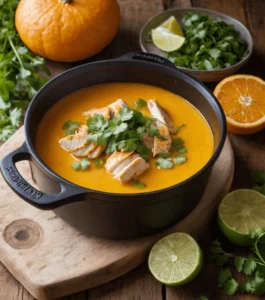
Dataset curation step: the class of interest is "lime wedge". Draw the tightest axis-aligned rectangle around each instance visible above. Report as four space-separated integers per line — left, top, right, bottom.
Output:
152 16 185 52
161 16 184 37
148 233 203 286
218 189 265 246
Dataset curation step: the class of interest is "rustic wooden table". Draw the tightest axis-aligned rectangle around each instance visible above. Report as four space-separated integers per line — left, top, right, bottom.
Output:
1 0 265 299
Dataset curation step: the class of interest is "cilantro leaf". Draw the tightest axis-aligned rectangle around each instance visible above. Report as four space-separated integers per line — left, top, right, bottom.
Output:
174 155 187 165
147 125 166 140
72 161 81 171
131 180 146 189
94 158 106 168
243 258 257 276
87 114 109 133
113 123 128 135
137 144 152 161
134 98 147 109
177 147 187 154
9 107 22 127
117 139 138 152
252 171 265 186
72 159 90 171
172 138 185 151
198 296 208 300
223 278 238 296
158 152 171 159
80 159 90 170
218 268 232 287
155 158 174 169
62 120 80 135
120 107 134 121
234 257 245 273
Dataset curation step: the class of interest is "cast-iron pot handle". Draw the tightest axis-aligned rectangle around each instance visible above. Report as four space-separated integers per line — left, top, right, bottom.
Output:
0 143 86 209
118 52 176 69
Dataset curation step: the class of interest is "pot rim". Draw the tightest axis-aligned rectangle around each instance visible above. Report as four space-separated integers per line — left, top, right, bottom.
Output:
24 56 227 198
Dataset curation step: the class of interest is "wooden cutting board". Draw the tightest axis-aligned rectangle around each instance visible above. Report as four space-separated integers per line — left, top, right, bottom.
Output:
0 127 234 300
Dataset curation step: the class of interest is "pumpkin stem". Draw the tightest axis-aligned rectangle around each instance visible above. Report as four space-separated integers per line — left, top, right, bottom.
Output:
62 0 72 3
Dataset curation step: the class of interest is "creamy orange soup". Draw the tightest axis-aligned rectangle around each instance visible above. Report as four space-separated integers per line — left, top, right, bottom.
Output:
36 83 213 193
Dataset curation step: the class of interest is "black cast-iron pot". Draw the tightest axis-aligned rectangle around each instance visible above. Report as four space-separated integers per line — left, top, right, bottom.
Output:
0 52 226 239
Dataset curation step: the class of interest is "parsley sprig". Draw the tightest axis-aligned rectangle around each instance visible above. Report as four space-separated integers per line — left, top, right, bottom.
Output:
0 0 50 141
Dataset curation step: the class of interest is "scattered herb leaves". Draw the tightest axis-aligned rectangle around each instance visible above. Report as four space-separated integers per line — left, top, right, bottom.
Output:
94 158 106 168
131 180 146 189
134 98 147 109
62 120 80 135
155 158 174 169
72 159 90 171
174 155 187 165
0 0 50 141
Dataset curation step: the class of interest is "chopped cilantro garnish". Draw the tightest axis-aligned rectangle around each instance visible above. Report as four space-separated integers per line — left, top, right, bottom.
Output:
167 13 248 70
94 158 106 168
62 120 80 135
155 158 174 169
134 98 147 109
131 180 146 189
158 152 171 158
174 155 187 165
87 114 109 133
71 159 90 171
178 147 187 154
172 138 185 151
147 125 166 140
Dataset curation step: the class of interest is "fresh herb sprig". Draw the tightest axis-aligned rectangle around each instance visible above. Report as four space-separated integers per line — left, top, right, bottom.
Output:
168 13 248 70
86 107 163 161
210 233 265 296
0 0 50 141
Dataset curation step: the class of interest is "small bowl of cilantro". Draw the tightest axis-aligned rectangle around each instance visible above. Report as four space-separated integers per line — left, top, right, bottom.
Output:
140 8 253 82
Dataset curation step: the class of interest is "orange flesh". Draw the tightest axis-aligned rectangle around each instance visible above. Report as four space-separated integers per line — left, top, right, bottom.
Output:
216 77 265 123
35 83 213 193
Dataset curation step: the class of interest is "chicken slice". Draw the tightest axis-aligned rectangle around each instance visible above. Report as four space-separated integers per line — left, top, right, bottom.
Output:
59 134 88 153
108 99 128 117
105 151 134 173
142 132 154 149
88 145 106 159
147 100 172 156
73 143 97 157
82 107 111 120
112 153 140 176
114 157 149 184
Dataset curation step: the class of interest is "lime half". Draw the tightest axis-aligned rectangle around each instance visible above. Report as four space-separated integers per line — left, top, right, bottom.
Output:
148 232 203 286
152 16 185 52
218 189 265 246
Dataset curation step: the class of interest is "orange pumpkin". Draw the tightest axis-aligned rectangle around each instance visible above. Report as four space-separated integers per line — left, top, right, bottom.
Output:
15 0 121 62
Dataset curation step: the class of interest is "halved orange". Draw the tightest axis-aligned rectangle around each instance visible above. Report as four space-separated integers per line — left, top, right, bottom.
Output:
214 74 265 134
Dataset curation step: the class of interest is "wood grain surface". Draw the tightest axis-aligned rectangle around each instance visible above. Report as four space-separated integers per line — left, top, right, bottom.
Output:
0 0 264 299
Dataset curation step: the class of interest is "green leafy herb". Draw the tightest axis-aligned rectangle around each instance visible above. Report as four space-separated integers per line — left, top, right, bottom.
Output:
62 120 80 135
131 180 146 189
223 278 238 296
174 155 187 165
87 114 109 133
134 98 147 109
252 170 265 195
0 0 50 141
167 12 248 70
155 158 174 169
94 158 106 168
174 124 186 135
177 147 187 154
210 235 265 297
147 125 166 140
71 159 90 171
198 296 208 300
158 152 171 158
172 138 185 151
